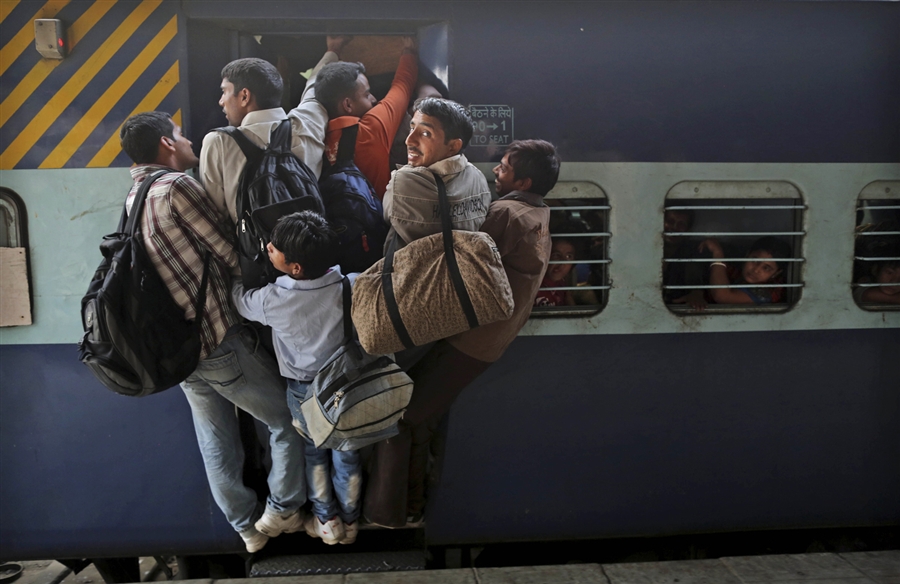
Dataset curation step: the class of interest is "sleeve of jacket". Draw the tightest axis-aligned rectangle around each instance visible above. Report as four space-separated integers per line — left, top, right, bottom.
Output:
287 51 337 179
198 132 231 223
360 52 418 151
171 174 238 271
230 280 270 325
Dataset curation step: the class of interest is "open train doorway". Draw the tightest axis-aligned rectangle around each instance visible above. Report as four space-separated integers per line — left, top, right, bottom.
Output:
185 19 449 147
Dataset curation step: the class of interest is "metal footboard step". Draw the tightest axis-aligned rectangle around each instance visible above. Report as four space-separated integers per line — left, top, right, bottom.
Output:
249 549 427 576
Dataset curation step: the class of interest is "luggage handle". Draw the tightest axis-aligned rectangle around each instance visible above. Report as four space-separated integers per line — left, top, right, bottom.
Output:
434 173 480 330
380 172 480 351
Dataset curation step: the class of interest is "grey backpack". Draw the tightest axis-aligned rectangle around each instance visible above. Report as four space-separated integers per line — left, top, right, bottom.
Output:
296 276 413 451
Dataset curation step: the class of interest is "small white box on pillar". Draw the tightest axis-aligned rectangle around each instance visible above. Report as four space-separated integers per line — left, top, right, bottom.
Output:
34 19 66 59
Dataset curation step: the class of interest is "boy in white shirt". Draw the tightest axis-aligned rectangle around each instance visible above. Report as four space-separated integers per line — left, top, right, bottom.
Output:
232 211 360 545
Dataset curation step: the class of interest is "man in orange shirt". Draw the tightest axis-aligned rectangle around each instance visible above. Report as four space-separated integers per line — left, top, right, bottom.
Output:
315 36 418 199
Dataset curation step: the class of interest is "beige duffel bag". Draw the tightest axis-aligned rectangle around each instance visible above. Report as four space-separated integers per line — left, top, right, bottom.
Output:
351 175 513 355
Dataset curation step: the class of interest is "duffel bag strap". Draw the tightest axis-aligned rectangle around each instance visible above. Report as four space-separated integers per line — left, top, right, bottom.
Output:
381 234 415 350
434 173 480 330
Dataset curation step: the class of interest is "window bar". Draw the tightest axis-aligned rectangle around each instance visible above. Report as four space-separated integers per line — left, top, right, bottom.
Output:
854 256 900 261
856 205 900 210
548 259 610 264
663 283 804 290
856 231 900 236
663 231 805 237
853 282 900 288
665 205 806 211
549 205 611 211
539 285 612 291
664 258 805 263
551 232 611 237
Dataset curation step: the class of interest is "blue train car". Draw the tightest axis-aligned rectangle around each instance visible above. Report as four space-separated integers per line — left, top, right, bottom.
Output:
1 0 898 569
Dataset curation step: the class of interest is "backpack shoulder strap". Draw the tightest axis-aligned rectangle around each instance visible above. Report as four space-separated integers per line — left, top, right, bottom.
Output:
433 172 479 330
335 122 359 163
269 118 293 154
340 275 352 343
125 169 172 236
215 126 263 162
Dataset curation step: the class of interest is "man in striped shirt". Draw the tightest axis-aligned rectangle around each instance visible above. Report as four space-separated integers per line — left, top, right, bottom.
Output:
120 112 307 553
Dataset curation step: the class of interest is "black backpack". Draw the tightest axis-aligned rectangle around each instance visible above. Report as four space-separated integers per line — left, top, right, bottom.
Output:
217 119 325 288
319 121 389 273
78 170 211 397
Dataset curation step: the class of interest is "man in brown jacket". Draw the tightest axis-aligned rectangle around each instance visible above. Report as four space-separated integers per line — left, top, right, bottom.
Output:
364 139 560 527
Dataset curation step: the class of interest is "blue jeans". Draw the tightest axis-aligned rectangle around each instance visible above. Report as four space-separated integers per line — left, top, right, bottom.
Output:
287 379 362 524
181 324 307 533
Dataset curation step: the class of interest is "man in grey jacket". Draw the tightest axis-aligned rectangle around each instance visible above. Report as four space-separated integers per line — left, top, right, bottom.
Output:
382 97 491 248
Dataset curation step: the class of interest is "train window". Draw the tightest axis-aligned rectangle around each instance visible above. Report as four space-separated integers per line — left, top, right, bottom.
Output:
0 188 32 326
663 181 805 314
531 182 609 316
853 181 900 311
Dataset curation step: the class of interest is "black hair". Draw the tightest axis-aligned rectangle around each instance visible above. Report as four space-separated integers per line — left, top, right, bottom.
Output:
315 61 367 118
412 97 474 151
551 219 588 257
119 111 173 164
747 236 792 272
504 139 561 196
221 58 283 110
269 211 338 280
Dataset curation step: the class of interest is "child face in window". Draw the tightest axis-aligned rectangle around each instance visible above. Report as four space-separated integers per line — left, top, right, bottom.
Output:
741 250 781 285
547 240 576 283
875 264 900 296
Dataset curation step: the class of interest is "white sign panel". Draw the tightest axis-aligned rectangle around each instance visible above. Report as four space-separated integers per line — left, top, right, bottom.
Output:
468 105 514 147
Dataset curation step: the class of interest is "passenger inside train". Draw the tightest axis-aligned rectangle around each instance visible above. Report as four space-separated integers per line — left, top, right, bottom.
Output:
853 234 900 306
664 209 709 310
699 236 791 305
534 219 589 307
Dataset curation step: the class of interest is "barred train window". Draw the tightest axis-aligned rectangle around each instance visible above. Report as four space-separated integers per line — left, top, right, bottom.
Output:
663 181 805 314
1 188 32 327
853 181 900 311
531 181 609 316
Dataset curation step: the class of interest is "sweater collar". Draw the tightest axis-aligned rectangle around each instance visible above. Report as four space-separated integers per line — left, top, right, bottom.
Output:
275 266 343 290
427 153 468 176
498 190 547 208
240 108 287 127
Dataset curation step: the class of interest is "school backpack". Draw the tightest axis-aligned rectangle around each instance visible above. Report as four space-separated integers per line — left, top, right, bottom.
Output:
319 120 389 273
217 119 325 289
293 276 414 451
78 170 211 397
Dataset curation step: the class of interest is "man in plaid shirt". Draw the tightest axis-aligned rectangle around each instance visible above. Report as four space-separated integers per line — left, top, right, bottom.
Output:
120 112 307 553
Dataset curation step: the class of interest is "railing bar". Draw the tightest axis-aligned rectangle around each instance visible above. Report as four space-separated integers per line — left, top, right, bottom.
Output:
856 205 900 210
853 283 900 288
856 231 900 236
548 259 611 264
665 205 806 210
664 258 805 263
538 286 612 291
663 232 805 237
549 206 611 211
551 232 611 237
854 256 900 261
664 284 803 290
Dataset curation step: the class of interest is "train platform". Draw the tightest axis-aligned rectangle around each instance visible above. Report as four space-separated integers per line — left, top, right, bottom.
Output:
5 550 898 584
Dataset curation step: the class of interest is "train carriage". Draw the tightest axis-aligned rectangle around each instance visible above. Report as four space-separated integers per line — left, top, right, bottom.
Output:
1 0 898 571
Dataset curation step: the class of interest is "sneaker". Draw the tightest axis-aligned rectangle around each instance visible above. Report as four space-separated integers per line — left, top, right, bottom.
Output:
405 512 425 528
255 508 305 537
340 521 359 545
239 526 269 553
304 514 345 545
